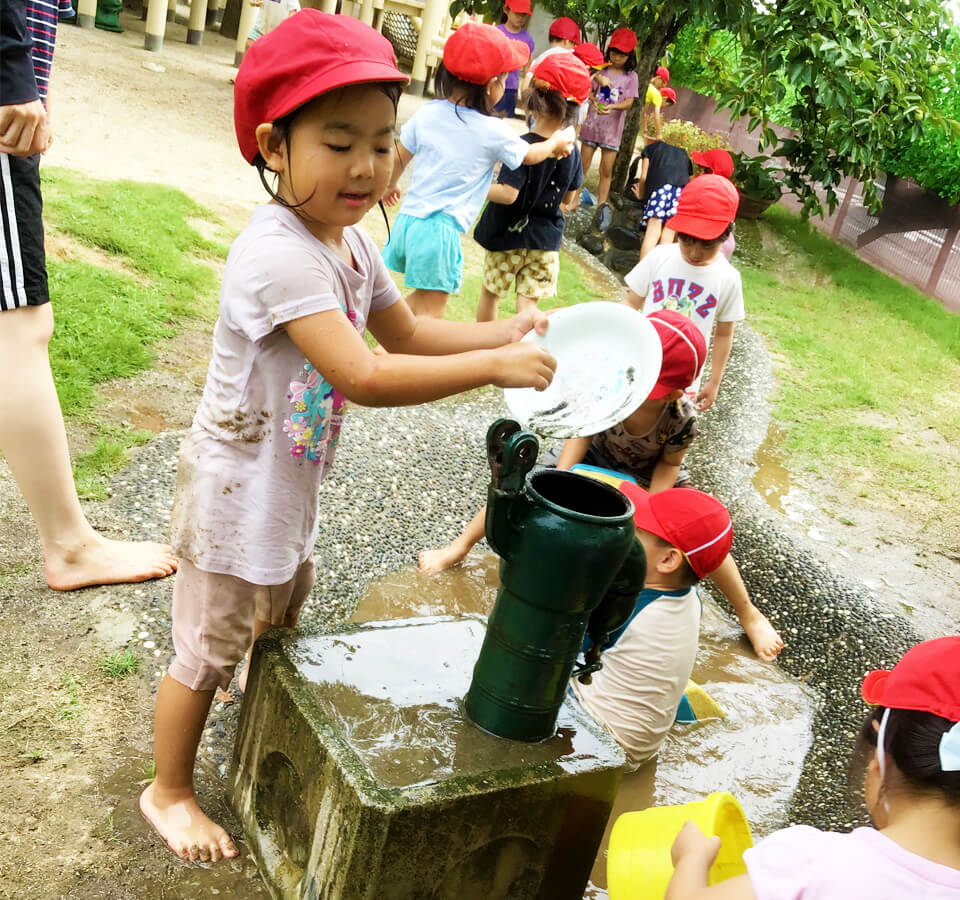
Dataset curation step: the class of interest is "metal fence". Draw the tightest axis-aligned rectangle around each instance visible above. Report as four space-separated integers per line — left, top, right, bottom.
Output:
666 88 960 313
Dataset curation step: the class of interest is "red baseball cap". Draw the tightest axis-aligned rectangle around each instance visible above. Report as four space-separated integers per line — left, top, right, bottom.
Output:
667 174 740 240
548 17 580 42
444 21 530 85
656 65 670 83
234 10 408 165
608 28 637 54
660 86 677 105
531 53 592 104
504 0 532 13
862 637 960 722
647 310 706 399
573 42 606 69
691 148 735 179
619 485 733 578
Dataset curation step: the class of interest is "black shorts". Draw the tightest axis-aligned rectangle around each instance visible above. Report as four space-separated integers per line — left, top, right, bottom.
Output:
0 152 49 311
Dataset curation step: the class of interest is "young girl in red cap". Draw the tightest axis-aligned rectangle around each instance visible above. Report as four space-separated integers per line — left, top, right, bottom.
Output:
139 10 560 864
494 0 535 117
578 27 639 217
382 21 574 319
668 635 960 898
473 52 590 321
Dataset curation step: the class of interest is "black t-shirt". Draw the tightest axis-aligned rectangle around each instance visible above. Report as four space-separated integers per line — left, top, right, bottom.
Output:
638 141 693 199
473 133 583 252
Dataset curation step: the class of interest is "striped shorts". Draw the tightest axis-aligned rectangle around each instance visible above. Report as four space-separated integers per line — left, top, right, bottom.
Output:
0 152 49 312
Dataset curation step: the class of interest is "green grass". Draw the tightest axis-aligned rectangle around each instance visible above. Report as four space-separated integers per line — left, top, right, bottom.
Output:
735 205 960 506
100 650 141 679
58 674 85 721
39 168 228 497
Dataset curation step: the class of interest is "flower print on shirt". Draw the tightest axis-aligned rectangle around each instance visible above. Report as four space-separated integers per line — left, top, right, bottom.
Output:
283 306 358 465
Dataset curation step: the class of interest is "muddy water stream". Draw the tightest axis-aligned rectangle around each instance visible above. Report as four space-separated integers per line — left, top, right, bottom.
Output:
353 556 815 897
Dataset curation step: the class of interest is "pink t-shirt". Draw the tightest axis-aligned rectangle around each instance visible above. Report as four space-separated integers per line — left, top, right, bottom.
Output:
169 205 401 585
745 826 960 899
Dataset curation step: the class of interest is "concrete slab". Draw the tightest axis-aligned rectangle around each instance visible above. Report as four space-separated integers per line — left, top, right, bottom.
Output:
230 616 625 900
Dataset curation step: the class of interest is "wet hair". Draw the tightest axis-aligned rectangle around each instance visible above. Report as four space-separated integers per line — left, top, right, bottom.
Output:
653 535 701 587
676 223 734 249
520 83 580 128
858 707 960 807
434 62 497 119
252 82 403 233
605 46 636 72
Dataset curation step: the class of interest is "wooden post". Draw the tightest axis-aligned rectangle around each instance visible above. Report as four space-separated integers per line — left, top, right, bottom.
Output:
409 0 445 95
144 0 168 49
831 176 858 240
76 0 96 28
234 0 258 66
187 0 209 42
925 203 960 297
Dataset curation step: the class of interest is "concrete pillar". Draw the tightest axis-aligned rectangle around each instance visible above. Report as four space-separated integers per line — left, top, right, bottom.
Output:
409 0 446 95
144 0 168 49
167 0 177 21
357 0 374 23
187 0 208 42
319 0 337 11
234 0 258 66
206 0 224 29
76 0 96 28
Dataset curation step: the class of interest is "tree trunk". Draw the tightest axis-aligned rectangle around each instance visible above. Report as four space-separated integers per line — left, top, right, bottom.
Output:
610 8 682 196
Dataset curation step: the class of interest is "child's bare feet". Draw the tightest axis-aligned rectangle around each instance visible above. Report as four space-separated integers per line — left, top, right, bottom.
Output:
418 542 469 575
45 533 178 591
139 781 239 863
740 609 784 662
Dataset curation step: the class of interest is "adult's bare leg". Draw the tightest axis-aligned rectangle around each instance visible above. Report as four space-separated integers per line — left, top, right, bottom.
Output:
0 304 177 590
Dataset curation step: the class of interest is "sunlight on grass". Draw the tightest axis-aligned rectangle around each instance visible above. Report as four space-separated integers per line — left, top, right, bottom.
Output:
735 206 960 507
39 168 226 495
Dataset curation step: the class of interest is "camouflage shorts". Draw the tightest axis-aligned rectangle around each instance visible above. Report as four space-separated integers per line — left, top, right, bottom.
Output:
481 248 560 300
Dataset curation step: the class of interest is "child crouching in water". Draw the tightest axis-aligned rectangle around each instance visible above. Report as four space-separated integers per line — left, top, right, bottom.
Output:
139 11 557 864
473 53 589 321
381 21 575 319
420 309 782 662
668 635 960 898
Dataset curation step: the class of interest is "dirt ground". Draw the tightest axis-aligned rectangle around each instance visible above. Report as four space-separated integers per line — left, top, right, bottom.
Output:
0 12 958 900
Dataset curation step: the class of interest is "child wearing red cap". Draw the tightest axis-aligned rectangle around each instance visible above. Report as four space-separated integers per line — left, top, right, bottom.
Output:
578 27 639 215
382 21 573 319
668 635 960 898
691 148 737 261
624 173 744 412
473 53 589 322
493 0 535 118
141 10 560 865
641 63 672 142
572 484 736 768
419 309 782 664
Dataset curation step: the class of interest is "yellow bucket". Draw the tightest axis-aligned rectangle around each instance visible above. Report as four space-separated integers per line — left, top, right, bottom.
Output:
607 792 753 900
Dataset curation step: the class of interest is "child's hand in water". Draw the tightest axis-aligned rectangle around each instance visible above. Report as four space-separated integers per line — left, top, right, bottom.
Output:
670 821 721 869
492 342 557 391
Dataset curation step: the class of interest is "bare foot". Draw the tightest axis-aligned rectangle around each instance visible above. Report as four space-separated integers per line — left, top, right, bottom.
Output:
418 543 469 575
45 534 178 591
140 781 239 863
740 610 784 662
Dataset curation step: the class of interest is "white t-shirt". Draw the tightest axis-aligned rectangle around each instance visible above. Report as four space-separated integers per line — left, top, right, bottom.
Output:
169 205 401 585
249 0 299 40
745 825 960 899
624 243 745 391
572 587 700 770
397 100 530 231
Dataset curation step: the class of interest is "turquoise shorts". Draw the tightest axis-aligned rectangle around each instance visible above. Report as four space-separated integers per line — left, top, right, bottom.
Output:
381 212 463 294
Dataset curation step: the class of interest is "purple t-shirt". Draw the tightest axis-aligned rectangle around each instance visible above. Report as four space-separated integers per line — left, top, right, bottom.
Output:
745 826 960 899
580 69 639 148
495 25 534 91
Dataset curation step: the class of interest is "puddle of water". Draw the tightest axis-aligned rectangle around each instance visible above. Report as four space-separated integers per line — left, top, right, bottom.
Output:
294 617 616 790
97 760 271 898
354 561 816 894
752 423 793 513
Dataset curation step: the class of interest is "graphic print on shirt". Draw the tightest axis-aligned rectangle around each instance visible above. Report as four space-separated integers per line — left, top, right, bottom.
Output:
283 307 358 464
650 277 717 319
596 83 622 106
